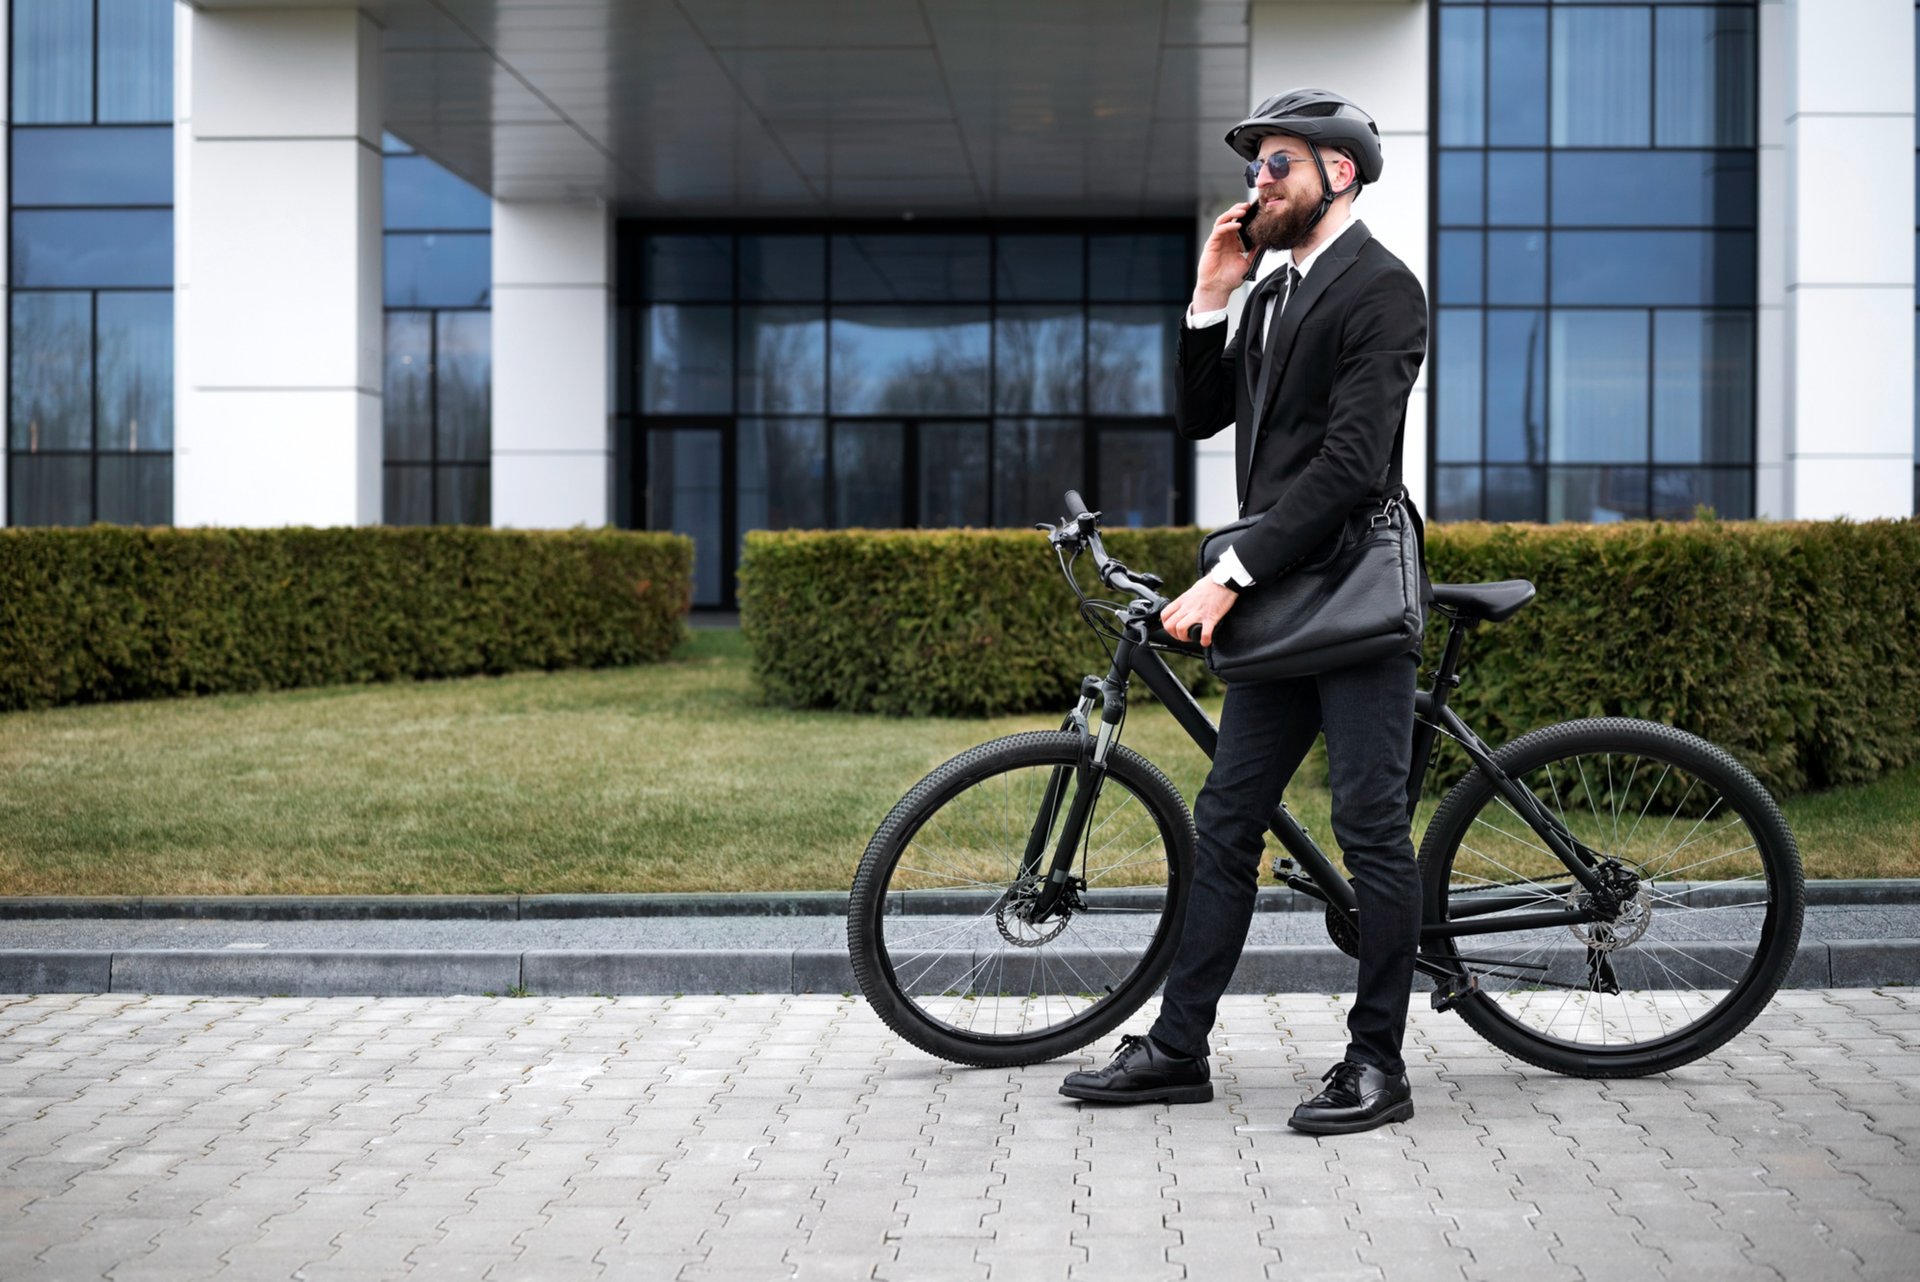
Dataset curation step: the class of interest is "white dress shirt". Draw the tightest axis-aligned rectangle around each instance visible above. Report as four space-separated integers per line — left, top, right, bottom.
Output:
1192 206 1357 589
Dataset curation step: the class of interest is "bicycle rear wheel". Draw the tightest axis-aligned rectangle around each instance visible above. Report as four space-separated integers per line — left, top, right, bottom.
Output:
848 731 1196 1067
1419 718 1804 1077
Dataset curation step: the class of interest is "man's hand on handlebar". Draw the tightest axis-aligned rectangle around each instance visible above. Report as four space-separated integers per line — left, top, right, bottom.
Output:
1159 578 1239 648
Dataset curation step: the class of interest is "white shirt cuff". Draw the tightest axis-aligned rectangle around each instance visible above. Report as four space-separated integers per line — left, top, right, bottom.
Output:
1208 546 1254 588
1186 305 1229 328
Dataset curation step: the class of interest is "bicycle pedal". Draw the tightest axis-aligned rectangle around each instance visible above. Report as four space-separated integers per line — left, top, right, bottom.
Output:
1430 974 1479 1013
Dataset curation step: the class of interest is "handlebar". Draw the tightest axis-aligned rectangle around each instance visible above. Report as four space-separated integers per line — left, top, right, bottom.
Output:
1051 490 1166 608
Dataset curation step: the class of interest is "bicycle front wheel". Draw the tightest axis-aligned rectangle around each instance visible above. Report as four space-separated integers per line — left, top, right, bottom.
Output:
1419 718 1804 1077
848 731 1197 1067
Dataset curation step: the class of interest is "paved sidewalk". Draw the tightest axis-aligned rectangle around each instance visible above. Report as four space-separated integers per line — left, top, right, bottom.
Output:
0 992 1915 1281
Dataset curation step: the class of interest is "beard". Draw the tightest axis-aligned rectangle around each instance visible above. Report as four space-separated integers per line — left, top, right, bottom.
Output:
1247 190 1319 252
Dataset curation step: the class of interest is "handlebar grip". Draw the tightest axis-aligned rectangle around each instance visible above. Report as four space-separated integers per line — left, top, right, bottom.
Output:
1063 490 1089 519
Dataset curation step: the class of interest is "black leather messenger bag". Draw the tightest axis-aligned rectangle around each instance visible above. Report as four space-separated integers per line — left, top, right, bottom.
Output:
1196 487 1427 683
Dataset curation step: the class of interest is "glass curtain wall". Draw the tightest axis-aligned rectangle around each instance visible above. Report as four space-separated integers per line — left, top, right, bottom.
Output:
8 0 175 526
617 224 1192 608
1432 1 1758 522
1914 2 1919 514
381 134 491 525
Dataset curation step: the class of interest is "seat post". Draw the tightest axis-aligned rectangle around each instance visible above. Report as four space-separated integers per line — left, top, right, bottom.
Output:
1406 612 1474 820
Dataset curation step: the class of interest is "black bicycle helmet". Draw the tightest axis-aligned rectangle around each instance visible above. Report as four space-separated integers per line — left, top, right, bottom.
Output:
1225 88 1384 182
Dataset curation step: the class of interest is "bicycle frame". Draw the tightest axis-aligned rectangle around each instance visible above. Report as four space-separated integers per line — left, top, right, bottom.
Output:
1035 604 1615 983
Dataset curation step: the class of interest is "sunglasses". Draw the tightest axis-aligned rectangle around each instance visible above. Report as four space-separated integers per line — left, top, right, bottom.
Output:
1244 153 1310 187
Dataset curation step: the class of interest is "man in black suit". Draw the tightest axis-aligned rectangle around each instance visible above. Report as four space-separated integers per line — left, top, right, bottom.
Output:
1061 89 1429 1134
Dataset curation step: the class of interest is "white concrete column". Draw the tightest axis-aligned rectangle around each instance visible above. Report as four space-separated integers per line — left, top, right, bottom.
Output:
175 7 382 527
0 10 10 520
490 200 612 528
1778 0 1915 519
1754 0 1790 518
1240 1 1432 517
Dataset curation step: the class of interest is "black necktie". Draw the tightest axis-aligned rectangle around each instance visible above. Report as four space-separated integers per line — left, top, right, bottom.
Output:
1247 265 1301 374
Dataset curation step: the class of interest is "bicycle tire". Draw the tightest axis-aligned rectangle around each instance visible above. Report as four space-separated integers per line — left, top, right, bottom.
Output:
1419 718 1804 1078
848 731 1197 1067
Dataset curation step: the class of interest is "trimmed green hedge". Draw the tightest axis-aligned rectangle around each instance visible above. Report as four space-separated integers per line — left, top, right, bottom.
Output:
0 527 691 710
739 519 1920 796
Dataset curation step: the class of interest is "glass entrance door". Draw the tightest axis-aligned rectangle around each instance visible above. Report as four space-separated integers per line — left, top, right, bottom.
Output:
645 426 726 607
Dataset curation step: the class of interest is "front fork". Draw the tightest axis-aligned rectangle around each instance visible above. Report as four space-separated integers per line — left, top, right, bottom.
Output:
1020 652 1133 920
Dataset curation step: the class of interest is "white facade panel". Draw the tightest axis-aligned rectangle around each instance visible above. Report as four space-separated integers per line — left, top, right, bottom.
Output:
1789 116 1914 288
491 452 609 530
1786 456 1916 522
1789 0 1914 115
176 7 383 527
176 390 378 527
1787 288 1915 457
490 200 611 528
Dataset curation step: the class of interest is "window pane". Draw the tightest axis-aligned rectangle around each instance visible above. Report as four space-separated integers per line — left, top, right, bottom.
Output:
384 155 491 231
12 127 172 205
829 307 989 414
994 305 1084 414
12 210 172 287
1552 151 1755 228
919 421 989 527
996 235 1084 300
643 304 734 413
645 235 732 301
435 311 490 462
384 232 490 308
1550 311 1648 465
1552 6 1651 148
832 421 904 528
737 418 825 534
1485 465 1544 523
1438 152 1484 226
1487 6 1548 146
1087 306 1175 415
1434 466 1482 523
95 292 172 452
1653 467 1751 521
1097 429 1174 528
96 0 173 123
436 465 490 526
1438 7 1486 147
384 464 433 526
1656 6 1755 148
1486 230 1546 305
647 429 725 605
1549 466 1648 524
993 419 1083 528
96 453 170 525
740 235 824 301
383 312 433 462
1653 310 1752 464
1552 230 1755 305
12 0 92 124
1088 234 1188 302
1486 310 1547 464
1437 231 1483 305
10 292 91 451
832 235 989 302
738 306 826 413
1487 151 1547 225
1435 309 1483 463
8 454 92 526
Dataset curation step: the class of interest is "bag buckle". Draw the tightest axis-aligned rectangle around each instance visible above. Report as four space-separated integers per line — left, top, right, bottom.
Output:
1369 494 1402 530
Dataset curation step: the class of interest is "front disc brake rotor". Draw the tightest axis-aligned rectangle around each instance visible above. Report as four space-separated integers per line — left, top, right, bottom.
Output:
1567 885 1652 952
997 884 1074 948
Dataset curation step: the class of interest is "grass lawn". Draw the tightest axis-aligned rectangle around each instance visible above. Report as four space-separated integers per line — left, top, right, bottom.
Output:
1 630 1915 896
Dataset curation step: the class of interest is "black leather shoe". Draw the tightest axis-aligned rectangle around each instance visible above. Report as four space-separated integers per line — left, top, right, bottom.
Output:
1059 1034 1213 1105
1286 1060 1413 1134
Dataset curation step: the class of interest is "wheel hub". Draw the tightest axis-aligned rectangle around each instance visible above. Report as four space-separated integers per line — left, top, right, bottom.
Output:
998 880 1080 947
1567 884 1652 951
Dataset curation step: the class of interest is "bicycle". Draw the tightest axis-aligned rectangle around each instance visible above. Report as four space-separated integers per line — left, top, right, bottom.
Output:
847 491 1805 1078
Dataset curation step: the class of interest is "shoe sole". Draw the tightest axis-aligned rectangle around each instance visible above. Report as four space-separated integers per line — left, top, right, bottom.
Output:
1058 1082 1215 1106
1285 1100 1414 1135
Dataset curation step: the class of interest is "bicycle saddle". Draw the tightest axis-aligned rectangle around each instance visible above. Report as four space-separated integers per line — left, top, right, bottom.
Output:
1430 579 1536 623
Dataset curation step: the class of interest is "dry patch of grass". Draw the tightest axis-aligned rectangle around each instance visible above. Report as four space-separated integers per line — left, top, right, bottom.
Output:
0 630 1910 895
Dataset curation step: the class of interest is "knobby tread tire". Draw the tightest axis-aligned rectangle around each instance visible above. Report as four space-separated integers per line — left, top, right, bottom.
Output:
1418 717 1804 1078
847 731 1197 1067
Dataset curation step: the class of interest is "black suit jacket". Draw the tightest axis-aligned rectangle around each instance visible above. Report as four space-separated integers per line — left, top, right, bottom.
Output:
1175 220 1427 584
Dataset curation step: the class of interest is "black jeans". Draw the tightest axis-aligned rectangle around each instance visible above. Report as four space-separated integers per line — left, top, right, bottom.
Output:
1149 648 1421 1075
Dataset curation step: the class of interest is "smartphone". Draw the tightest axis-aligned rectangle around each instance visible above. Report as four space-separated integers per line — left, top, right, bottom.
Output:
1235 200 1257 253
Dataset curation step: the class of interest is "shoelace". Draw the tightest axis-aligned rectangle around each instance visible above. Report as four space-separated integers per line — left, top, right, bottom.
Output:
1317 1060 1366 1106
1108 1033 1149 1067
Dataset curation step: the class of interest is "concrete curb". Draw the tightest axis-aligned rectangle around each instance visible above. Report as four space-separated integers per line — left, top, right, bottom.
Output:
3 939 1912 997
4 878 1916 921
